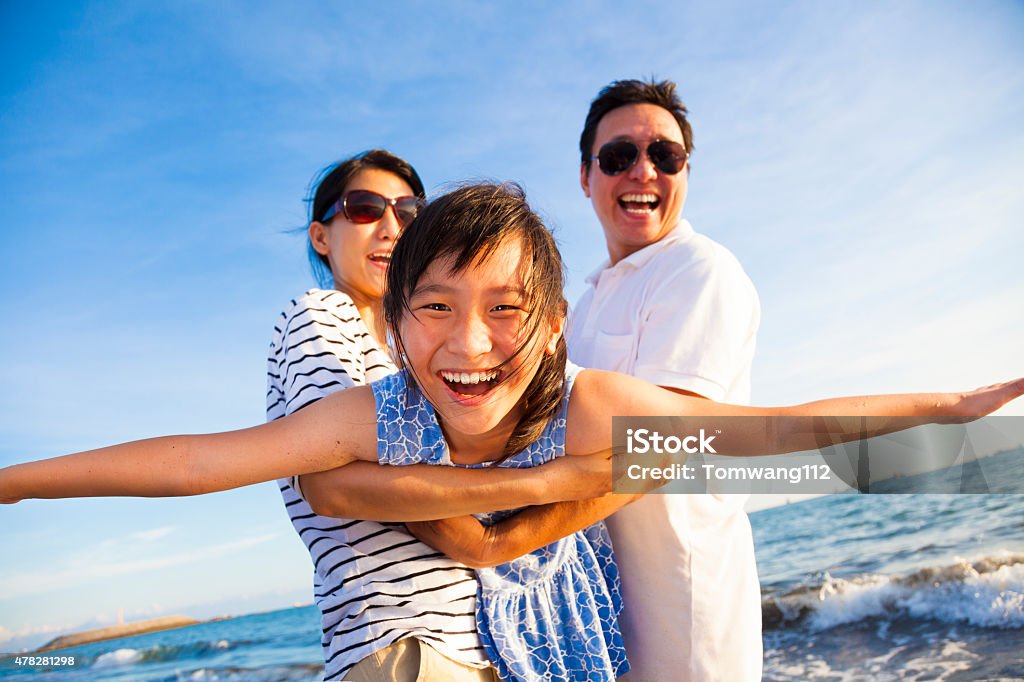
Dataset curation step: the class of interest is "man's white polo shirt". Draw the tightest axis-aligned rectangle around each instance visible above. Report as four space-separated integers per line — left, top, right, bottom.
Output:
568 220 762 682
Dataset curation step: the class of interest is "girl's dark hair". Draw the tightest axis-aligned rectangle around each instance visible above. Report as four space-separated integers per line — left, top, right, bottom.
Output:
306 149 425 288
384 183 568 459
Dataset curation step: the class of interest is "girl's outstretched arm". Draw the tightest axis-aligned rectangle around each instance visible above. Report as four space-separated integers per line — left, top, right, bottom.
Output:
300 448 612 521
0 386 378 503
567 372 1024 456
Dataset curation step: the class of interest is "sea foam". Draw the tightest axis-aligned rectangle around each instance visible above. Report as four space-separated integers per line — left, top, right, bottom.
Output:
763 553 1024 631
92 647 142 667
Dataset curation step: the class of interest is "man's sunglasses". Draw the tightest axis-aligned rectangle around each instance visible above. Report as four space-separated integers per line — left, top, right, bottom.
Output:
320 189 426 228
591 139 688 176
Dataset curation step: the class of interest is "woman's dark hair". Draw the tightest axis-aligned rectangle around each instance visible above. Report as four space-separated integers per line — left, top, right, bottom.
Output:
384 182 568 459
306 149 425 288
579 78 694 170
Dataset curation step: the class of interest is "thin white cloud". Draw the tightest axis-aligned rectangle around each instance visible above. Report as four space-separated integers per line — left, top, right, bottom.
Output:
0 620 76 645
128 526 177 543
0 534 279 600
756 283 1024 407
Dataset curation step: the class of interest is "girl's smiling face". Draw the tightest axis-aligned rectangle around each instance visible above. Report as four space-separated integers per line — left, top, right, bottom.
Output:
399 236 563 453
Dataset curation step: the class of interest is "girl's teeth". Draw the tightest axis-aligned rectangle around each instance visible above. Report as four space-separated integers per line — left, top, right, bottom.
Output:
442 370 497 384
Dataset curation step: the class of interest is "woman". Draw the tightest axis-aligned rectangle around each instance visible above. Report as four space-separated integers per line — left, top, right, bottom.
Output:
3 183 1022 681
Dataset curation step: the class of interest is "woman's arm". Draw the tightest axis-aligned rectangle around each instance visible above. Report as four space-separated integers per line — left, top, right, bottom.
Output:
568 371 1024 456
0 386 378 503
406 493 641 568
300 450 614 521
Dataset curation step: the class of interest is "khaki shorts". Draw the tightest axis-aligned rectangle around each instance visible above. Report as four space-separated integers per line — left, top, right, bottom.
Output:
343 637 498 682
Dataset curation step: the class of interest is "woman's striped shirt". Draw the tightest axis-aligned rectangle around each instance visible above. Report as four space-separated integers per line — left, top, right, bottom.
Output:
266 289 489 681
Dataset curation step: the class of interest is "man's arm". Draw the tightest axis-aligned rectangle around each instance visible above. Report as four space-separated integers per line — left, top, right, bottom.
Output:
406 493 643 568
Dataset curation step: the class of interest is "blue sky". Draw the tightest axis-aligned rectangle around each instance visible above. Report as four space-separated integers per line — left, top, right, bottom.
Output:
1 1 1022 652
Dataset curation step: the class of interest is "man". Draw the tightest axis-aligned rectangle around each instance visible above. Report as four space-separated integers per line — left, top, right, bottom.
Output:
569 78 762 681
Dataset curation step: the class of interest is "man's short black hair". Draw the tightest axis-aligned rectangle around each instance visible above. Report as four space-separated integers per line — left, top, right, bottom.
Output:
579 78 694 170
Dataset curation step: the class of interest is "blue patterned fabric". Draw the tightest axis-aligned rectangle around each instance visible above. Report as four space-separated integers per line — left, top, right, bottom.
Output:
373 364 628 681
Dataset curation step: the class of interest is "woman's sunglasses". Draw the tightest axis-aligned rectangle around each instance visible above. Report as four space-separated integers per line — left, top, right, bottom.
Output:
591 139 688 176
320 189 426 228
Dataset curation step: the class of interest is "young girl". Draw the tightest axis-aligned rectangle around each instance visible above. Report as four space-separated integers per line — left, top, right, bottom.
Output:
2 183 1021 682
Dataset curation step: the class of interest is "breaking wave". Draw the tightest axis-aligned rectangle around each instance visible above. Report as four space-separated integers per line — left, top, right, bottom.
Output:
762 553 1024 631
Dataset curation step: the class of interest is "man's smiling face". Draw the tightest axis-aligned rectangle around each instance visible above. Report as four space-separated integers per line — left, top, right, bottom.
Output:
581 102 689 264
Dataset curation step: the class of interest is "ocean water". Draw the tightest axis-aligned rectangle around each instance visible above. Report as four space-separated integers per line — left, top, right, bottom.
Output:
754 447 1024 681
0 606 323 681
2 449 1021 681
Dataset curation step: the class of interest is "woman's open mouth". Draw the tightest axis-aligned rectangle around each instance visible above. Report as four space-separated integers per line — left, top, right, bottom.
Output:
439 369 503 398
368 252 391 269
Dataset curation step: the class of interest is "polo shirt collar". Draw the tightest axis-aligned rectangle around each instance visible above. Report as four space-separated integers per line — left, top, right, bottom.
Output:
584 220 696 286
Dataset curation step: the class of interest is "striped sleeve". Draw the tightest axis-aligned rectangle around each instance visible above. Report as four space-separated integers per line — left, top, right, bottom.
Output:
267 289 368 422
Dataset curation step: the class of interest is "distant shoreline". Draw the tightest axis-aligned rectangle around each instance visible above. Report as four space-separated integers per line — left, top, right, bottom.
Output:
0 605 314 661
1 615 200 660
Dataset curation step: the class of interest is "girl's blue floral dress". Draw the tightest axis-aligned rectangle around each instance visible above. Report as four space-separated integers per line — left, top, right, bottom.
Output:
373 363 629 681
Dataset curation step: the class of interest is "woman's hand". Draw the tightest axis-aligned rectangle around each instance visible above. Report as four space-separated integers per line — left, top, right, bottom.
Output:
407 515 493 568
541 449 614 501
